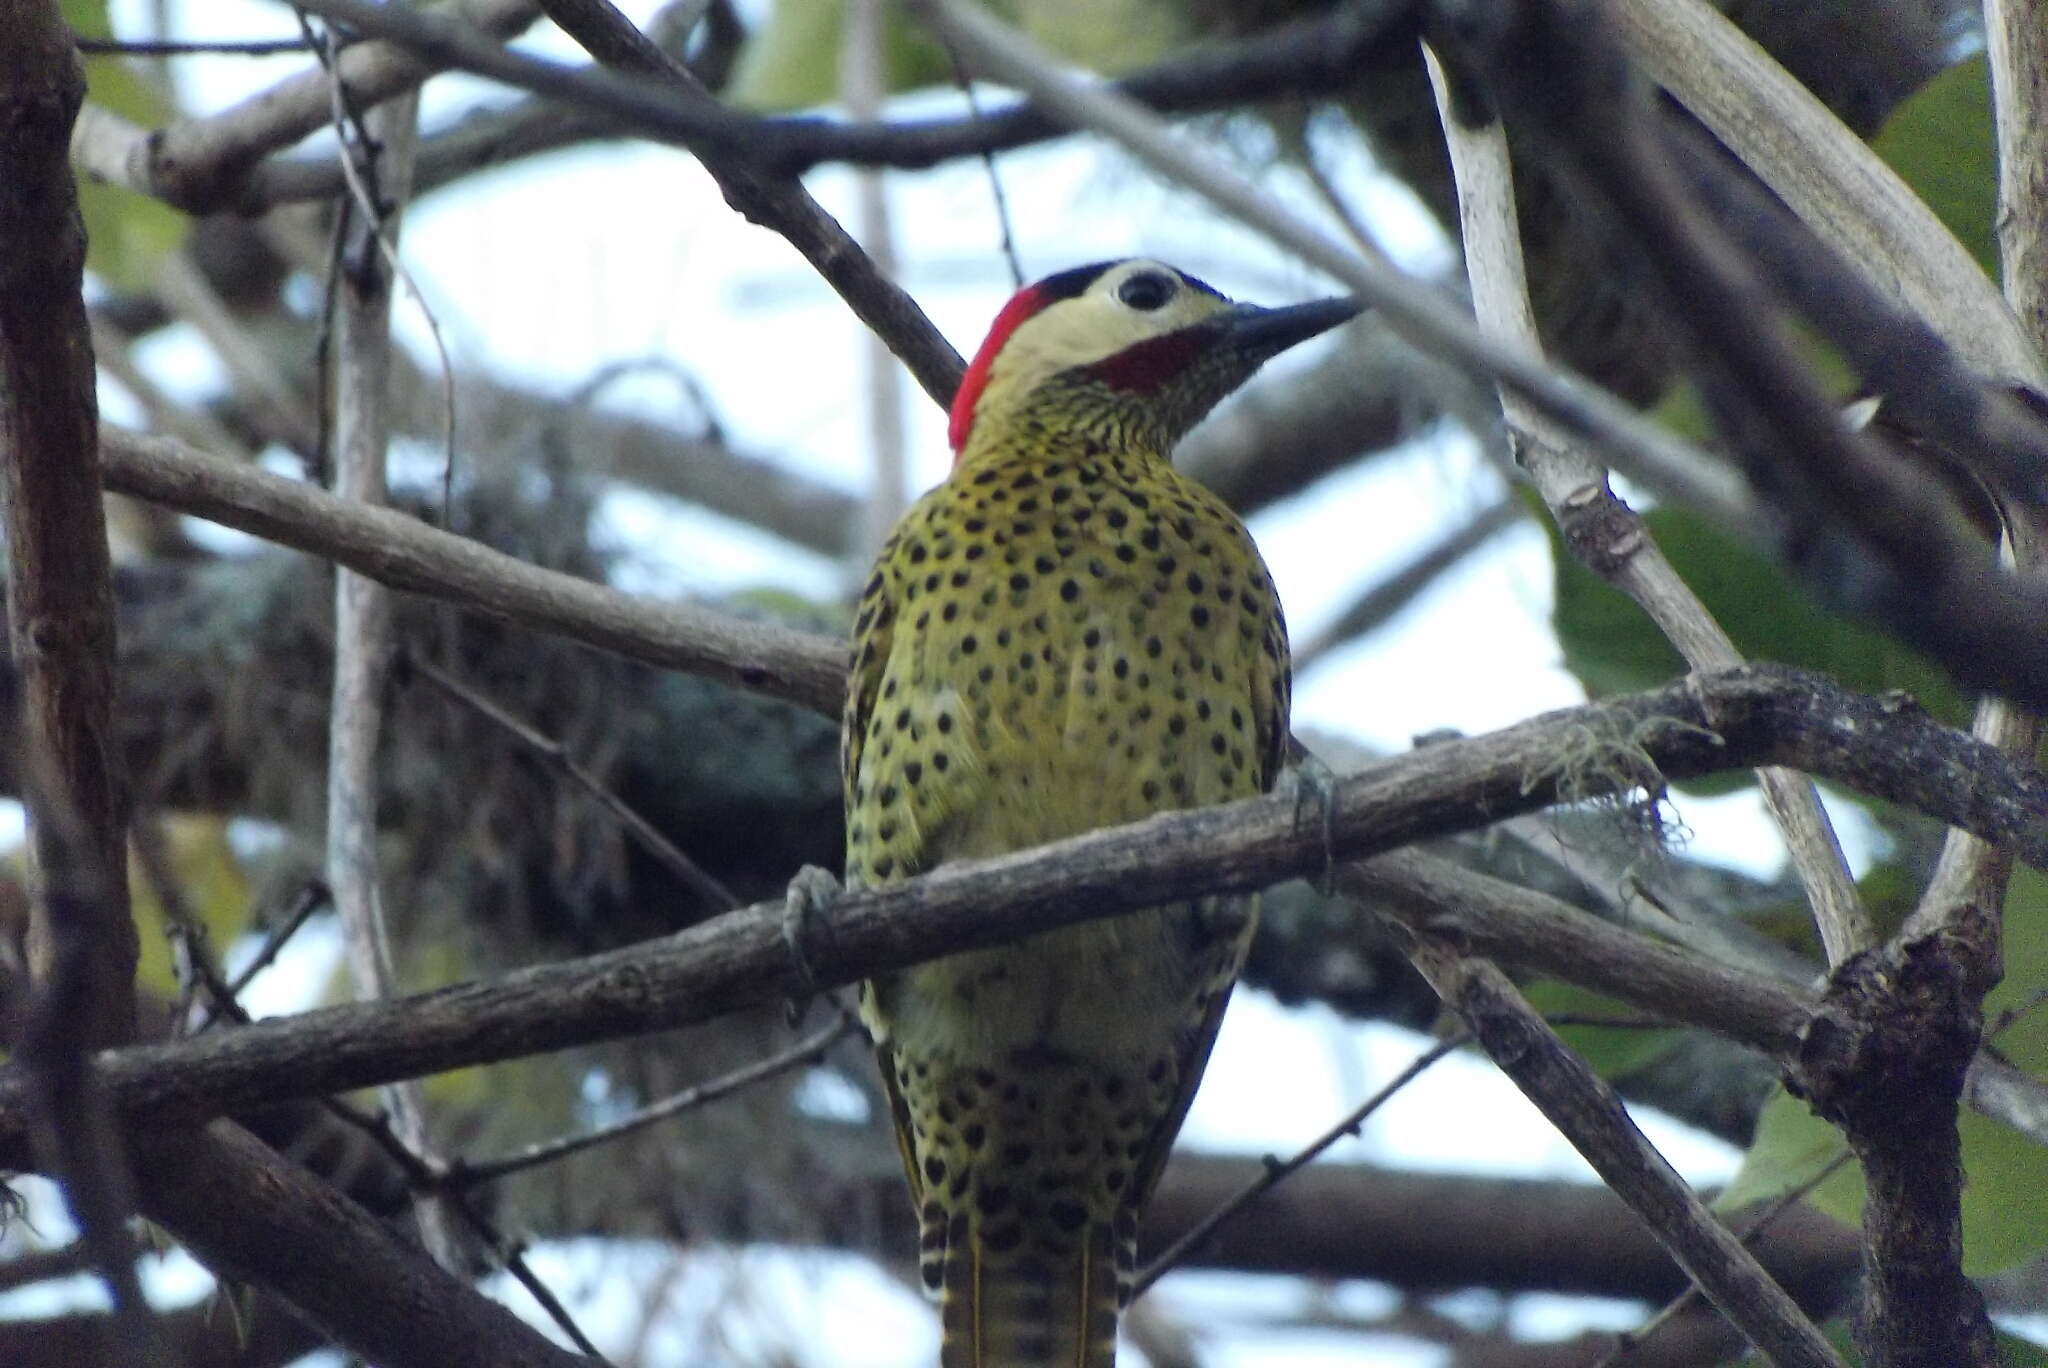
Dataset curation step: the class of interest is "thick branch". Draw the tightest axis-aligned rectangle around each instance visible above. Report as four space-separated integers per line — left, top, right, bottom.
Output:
1403 945 1844 1367
1789 939 1998 1366
0 0 133 1046
135 1122 583 1368
0 665 2038 1159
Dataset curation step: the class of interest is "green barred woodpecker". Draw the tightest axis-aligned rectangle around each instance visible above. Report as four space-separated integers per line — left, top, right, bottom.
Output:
844 258 1358 1367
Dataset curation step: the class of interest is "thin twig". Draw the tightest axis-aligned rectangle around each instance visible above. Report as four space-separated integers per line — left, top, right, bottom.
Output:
73 36 316 56
317 1099 614 1362
210 881 331 1022
1132 1033 1467 1297
935 34 1024 288
1291 496 1521 671
405 654 742 913
446 1014 855 1186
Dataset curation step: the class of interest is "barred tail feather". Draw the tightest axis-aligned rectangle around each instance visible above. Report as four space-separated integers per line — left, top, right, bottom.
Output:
939 1217 1119 1368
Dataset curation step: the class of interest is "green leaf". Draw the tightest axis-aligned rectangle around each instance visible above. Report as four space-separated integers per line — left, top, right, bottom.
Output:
1872 55 1997 277
1722 866 2048 1276
731 0 1189 110
1549 504 1968 725
1995 1329 2048 1368
66 0 189 288
1521 978 1684 1079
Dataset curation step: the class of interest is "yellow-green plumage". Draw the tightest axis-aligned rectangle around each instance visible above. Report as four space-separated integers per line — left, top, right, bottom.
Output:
844 260 1354 1367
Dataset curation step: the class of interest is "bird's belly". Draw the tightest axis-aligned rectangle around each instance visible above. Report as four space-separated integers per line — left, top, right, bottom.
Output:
881 905 1219 1073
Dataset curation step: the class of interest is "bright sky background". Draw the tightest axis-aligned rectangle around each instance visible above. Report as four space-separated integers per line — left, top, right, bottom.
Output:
0 1 1939 1363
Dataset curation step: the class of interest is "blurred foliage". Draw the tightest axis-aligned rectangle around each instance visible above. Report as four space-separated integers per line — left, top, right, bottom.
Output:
1522 977 1684 1079
731 0 1189 109
66 0 188 288
1547 504 1968 726
1734 1322 2048 1366
1721 867 2048 1275
129 814 250 1000
1871 54 1997 278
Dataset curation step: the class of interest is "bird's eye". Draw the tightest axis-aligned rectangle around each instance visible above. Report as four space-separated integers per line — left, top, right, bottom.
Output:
1117 271 1175 311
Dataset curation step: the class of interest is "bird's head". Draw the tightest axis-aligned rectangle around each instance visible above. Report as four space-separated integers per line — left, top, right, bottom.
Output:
947 258 1361 463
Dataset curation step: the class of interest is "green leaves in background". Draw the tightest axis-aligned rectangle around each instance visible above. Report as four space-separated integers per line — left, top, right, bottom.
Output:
1733 1325 2048 1366
66 0 189 288
730 0 1189 110
1547 502 1966 728
1721 866 2048 1276
1871 54 1997 278
1551 43 2001 726
1522 977 1683 1079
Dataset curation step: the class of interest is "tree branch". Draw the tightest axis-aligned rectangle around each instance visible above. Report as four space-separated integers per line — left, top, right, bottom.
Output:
1401 943 1845 1367
0 665 2038 1162
240 1 1420 204
134 1121 585 1368
97 427 846 716
66 0 541 214
0 6 162 1357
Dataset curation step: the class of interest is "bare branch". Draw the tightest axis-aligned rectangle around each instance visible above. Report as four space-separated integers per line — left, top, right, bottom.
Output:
67 0 541 214
244 2 1418 206
1607 0 2040 385
0 665 2040 1161
1402 943 1845 1368
406 654 742 911
446 1014 854 1186
0 9 164 1358
1292 497 1521 672
135 1121 586 1368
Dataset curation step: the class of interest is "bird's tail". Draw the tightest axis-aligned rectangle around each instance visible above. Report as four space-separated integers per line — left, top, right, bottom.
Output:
937 1212 1120 1368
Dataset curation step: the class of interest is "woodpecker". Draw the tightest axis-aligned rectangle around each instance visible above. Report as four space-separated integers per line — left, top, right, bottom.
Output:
844 259 1357 1367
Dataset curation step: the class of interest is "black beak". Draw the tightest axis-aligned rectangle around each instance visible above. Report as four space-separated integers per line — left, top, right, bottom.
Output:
1220 296 1363 360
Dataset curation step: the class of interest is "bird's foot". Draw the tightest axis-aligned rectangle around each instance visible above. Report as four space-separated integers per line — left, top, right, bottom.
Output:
1282 742 1342 897
781 865 842 1025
